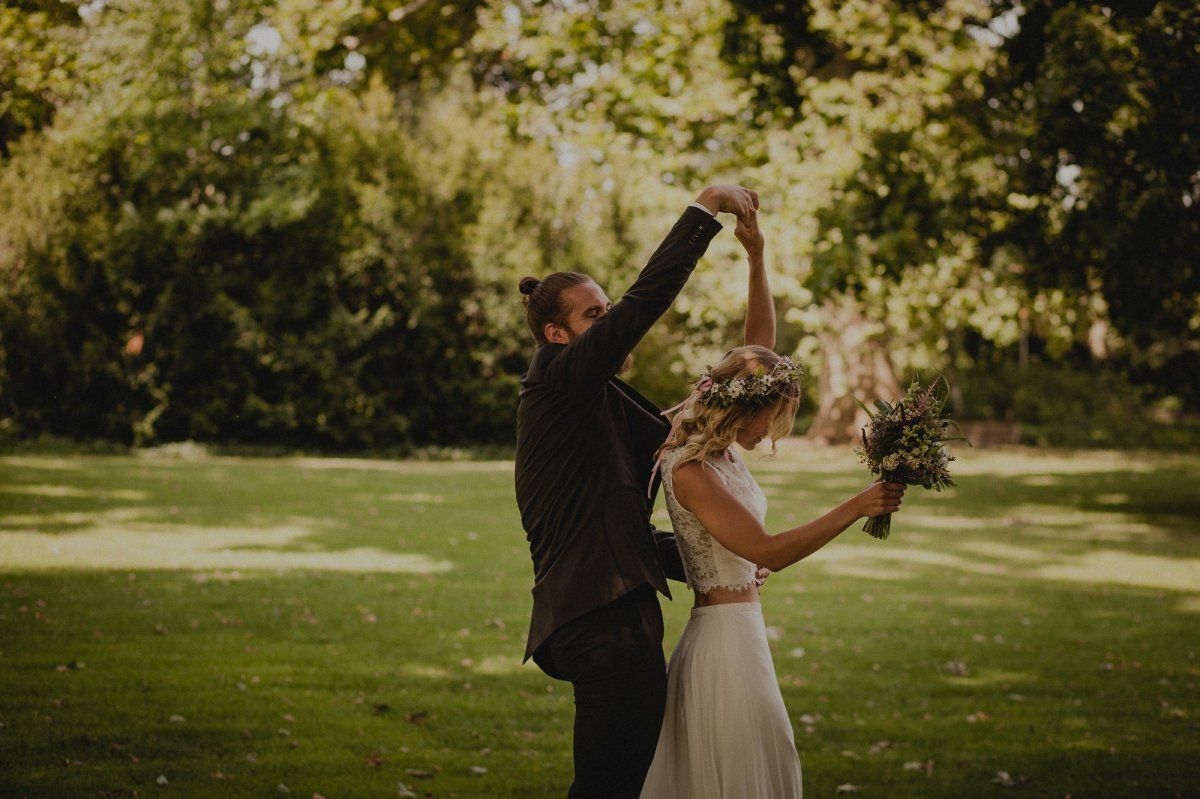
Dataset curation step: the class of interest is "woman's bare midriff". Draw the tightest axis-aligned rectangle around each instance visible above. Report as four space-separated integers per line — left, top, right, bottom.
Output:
693 584 760 607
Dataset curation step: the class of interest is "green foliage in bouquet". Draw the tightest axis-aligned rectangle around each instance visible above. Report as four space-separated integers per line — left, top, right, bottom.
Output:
854 375 969 540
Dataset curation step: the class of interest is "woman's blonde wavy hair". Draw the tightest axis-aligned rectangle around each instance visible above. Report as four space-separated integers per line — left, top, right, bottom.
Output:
656 345 804 469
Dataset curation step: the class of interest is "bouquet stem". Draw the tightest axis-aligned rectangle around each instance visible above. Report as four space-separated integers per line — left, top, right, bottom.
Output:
863 512 892 540
862 472 894 540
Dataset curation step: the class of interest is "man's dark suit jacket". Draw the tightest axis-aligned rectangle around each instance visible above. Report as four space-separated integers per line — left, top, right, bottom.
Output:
515 205 724 662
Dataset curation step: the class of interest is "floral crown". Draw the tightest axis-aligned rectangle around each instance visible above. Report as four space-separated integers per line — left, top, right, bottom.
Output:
692 357 805 409
648 355 806 498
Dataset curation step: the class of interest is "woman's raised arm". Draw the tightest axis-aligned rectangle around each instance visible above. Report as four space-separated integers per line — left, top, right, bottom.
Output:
736 211 775 349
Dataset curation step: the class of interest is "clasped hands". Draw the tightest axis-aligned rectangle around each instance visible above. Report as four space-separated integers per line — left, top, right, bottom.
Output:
696 184 764 262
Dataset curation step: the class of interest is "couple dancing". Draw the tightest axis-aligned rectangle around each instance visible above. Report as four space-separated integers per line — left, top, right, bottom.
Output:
513 185 907 798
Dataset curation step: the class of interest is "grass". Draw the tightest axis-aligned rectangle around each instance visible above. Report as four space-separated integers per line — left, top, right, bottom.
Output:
1 442 1198 798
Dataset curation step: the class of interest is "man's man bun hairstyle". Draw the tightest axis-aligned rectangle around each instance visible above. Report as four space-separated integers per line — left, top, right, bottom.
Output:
519 271 592 345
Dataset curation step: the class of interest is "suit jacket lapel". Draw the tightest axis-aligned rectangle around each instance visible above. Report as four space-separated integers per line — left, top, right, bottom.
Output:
609 377 671 493
610 377 664 420
609 378 668 433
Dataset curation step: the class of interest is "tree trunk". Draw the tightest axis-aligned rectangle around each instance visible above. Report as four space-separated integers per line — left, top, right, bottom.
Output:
805 298 902 446
945 327 965 419
1087 317 1111 361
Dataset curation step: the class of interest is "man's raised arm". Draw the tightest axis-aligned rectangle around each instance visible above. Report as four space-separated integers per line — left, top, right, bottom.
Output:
542 185 759 394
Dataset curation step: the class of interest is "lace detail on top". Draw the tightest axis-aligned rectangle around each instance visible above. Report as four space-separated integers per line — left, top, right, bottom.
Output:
659 448 768 594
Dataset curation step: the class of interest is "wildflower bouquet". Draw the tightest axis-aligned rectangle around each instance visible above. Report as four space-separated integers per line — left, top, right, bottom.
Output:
854 375 969 540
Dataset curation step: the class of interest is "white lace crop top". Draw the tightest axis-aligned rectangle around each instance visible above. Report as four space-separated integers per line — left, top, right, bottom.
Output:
659 447 768 594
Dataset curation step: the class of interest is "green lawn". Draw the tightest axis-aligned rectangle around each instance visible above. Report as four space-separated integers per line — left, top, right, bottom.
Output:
1 443 1198 798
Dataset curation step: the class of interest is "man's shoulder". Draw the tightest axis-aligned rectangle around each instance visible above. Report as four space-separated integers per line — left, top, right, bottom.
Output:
522 344 567 387
533 343 566 368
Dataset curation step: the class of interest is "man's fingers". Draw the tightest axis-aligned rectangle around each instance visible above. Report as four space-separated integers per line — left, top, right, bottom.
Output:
716 185 759 217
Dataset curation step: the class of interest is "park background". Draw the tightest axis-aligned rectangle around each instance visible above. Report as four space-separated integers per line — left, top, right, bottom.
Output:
1 0 1198 797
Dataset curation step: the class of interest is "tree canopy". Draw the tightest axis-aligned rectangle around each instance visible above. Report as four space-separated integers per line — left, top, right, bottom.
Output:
1 0 1196 450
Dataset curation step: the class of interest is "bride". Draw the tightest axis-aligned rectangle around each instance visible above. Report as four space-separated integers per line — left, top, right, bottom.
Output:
640 209 907 799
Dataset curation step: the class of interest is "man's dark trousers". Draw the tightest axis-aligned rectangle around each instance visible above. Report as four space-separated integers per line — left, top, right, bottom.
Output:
532 584 665 799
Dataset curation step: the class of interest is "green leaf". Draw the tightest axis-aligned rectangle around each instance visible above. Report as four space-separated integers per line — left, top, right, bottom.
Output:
853 396 876 420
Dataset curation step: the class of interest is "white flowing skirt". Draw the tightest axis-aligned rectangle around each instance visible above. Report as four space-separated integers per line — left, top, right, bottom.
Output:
641 602 803 799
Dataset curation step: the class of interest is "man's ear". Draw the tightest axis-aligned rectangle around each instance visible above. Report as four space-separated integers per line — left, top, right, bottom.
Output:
545 323 569 345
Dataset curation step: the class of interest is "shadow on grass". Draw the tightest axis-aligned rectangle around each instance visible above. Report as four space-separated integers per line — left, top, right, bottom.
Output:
0 456 523 573
4 449 1199 601
10 567 1192 798
1 444 1196 798
767 571 1198 798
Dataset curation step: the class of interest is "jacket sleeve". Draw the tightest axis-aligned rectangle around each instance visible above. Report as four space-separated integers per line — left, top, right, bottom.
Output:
541 206 723 395
652 524 688 583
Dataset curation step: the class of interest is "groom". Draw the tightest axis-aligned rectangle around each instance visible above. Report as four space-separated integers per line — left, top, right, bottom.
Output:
514 184 759 798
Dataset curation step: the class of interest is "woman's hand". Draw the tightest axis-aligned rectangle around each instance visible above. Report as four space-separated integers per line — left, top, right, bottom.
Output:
852 480 907 519
735 210 765 263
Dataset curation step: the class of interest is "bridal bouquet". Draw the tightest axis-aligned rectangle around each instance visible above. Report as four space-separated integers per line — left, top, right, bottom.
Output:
854 375 969 540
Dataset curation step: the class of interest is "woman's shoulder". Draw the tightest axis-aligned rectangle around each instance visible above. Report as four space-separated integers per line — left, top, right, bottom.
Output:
668 453 725 493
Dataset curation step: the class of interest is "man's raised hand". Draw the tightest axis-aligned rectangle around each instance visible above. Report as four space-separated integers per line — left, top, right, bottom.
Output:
696 184 760 221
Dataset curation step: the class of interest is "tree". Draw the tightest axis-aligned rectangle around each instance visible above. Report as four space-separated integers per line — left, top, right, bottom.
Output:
717 0 1051 440
3 0 1194 450
987 0 1200 405
0 0 510 448
0 0 80 157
